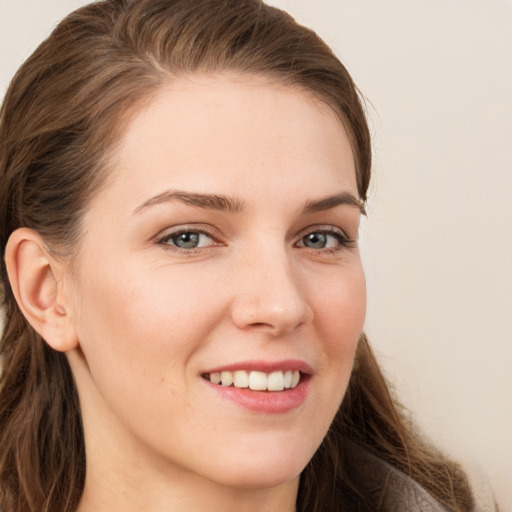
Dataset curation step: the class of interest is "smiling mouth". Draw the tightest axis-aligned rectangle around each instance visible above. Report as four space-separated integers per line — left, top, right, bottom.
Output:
202 370 302 392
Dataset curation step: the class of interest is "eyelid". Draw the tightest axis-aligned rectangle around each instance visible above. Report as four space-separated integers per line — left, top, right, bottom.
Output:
155 224 223 252
295 225 357 249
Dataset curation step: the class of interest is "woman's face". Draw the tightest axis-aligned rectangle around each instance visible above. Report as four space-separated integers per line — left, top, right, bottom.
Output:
66 74 366 491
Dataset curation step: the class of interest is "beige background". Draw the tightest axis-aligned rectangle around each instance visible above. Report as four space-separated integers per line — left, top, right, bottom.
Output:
1 1 511 509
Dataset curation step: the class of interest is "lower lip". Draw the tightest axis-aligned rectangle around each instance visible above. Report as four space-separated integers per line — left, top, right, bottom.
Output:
203 377 310 414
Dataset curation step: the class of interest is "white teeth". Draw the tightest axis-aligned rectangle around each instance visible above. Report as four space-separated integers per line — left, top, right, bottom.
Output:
210 372 221 385
283 370 293 388
248 371 267 391
208 370 302 391
233 370 249 388
267 371 284 391
221 371 233 386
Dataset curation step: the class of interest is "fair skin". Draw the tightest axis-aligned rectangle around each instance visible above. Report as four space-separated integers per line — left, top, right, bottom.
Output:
6 74 366 512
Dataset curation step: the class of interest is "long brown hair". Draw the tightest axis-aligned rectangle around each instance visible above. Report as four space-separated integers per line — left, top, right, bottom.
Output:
0 1 473 511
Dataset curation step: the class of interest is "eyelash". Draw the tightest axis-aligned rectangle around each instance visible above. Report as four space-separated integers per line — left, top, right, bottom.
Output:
156 227 219 255
296 226 357 253
155 225 356 255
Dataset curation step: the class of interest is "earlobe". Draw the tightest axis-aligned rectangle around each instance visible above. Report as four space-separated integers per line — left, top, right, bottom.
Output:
5 228 79 352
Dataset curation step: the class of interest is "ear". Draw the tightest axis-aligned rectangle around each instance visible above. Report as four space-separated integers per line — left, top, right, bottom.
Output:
4 228 79 352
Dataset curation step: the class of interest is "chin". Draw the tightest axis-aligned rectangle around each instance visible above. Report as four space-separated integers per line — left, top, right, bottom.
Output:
198 438 315 490
208 464 301 491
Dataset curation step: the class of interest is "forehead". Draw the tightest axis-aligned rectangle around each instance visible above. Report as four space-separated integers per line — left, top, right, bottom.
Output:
94 73 357 214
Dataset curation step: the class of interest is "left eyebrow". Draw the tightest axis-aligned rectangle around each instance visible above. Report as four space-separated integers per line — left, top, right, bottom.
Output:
301 192 366 215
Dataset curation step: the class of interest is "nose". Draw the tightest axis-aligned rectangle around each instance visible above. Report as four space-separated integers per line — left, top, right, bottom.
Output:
230 246 313 336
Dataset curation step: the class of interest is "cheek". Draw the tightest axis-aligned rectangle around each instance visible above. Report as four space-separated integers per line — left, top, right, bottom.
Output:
69 260 226 451
72 258 226 384
316 263 366 346
312 263 366 395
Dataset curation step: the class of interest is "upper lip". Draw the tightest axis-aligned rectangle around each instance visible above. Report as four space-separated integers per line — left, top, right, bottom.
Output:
202 359 313 375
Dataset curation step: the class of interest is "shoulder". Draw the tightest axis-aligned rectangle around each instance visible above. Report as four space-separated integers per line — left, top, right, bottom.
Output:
346 444 449 512
463 460 500 512
344 443 499 511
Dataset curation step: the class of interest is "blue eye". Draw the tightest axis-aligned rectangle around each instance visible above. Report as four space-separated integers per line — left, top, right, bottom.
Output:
302 232 330 249
162 230 214 249
299 229 352 250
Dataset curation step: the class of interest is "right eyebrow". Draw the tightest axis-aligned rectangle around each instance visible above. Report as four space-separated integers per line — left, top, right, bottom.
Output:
133 190 246 215
301 192 366 216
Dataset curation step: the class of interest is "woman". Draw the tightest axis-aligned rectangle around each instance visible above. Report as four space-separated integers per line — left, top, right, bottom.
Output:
0 1 486 511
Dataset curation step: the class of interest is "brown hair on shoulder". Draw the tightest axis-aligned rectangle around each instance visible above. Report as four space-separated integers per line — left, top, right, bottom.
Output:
0 1 473 511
